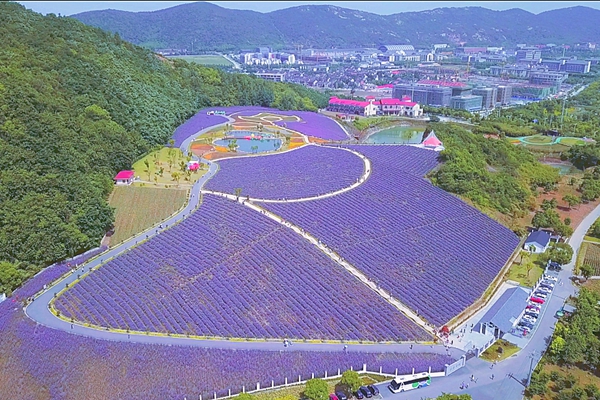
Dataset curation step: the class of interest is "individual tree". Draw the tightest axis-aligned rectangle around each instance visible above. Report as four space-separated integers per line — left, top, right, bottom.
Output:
339 369 361 393
547 242 574 265
168 139 175 148
171 171 181 185
562 194 581 210
234 188 242 199
532 209 562 230
304 378 329 400
541 198 558 211
525 260 535 277
555 223 573 238
144 159 151 181
434 394 472 400
580 263 595 279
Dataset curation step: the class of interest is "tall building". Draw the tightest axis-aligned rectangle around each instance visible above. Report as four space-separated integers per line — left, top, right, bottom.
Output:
472 87 498 109
563 60 591 73
495 85 513 105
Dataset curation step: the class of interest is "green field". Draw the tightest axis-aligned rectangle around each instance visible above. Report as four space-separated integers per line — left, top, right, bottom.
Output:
167 55 233 66
107 186 188 245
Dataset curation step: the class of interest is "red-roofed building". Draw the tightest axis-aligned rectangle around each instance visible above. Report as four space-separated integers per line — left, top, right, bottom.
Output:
114 170 135 185
327 96 423 117
378 98 423 117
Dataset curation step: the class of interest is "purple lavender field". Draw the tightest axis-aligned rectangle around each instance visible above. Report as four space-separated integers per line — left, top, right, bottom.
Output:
172 107 348 147
205 145 364 199
55 194 427 341
264 145 520 327
0 304 453 400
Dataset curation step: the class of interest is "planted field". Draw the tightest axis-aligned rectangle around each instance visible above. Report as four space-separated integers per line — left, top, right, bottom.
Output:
583 242 600 275
108 186 187 245
168 55 233 66
55 194 427 341
205 145 365 199
264 145 519 326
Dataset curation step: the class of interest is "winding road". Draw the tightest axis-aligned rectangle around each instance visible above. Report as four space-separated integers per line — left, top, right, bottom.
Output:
22 115 600 398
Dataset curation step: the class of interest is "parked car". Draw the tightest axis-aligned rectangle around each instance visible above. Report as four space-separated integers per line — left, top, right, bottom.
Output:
525 312 539 319
359 387 372 399
367 385 379 396
540 283 554 290
526 304 541 311
530 297 545 304
548 265 562 271
537 287 552 294
336 392 348 400
354 390 364 400
534 292 548 299
519 322 534 330
544 275 559 282
330 394 339 400
523 317 537 325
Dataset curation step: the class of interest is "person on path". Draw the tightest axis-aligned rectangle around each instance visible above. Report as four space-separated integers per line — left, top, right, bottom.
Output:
343 344 348 352
491 374 495 380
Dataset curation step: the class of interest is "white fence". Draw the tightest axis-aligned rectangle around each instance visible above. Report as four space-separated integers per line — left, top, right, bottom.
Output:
186 361 466 400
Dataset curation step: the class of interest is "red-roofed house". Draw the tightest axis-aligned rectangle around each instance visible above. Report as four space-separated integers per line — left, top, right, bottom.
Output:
327 97 379 116
114 170 135 185
378 98 423 117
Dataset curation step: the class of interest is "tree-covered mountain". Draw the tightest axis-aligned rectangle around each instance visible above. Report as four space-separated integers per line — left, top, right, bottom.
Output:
69 3 600 51
0 2 328 294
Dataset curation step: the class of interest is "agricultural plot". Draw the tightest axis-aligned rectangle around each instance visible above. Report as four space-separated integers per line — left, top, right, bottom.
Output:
0 300 452 399
204 145 365 199
264 145 520 326
108 186 188 245
55 194 427 341
583 242 600 276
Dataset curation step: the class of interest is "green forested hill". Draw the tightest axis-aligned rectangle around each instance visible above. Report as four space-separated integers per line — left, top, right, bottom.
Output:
0 2 328 293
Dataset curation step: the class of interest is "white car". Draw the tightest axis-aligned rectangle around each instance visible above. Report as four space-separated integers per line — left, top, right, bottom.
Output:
540 281 555 289
544 275 558 282
534 292 548 299
537 287 552 294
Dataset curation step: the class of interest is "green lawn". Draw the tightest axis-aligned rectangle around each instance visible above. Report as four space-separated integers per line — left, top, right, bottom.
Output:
480 339 520 362
505 252 545 287
167 55 233 66
132 146 207 186
559 137 586 146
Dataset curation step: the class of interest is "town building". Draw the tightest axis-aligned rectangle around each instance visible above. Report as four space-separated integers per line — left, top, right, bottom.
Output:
450 95 483 112
495 85 513 105
254 72 285 82
378 97 423 117
393 84 453 107
476 286 530 339
562 60 591 73
472 87 498 109
529 71 568 90
379 44 415 53
516 47 542 62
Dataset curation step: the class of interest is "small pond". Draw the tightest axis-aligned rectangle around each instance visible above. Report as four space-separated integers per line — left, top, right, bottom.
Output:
365 126 425 144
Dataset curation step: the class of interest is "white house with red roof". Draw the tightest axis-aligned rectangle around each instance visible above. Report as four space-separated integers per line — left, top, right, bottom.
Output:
114 170 135 185
327 96 422 117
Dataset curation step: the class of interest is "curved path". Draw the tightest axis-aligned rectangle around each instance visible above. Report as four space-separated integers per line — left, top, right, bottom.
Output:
24 138 436 350
202 144 372 203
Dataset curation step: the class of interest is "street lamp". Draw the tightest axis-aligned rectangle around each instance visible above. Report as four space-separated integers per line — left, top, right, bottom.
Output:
527 351 537 387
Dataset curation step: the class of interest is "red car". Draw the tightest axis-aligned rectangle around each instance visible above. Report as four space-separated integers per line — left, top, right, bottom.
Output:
530 297 545 304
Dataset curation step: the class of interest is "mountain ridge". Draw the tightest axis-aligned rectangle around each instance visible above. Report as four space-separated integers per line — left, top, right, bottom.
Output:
68 2 600 51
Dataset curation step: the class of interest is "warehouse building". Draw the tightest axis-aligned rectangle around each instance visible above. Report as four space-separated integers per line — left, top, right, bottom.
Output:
563 60 591 73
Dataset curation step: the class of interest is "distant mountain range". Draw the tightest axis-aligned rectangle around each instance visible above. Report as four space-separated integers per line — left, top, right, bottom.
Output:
71 2 600 51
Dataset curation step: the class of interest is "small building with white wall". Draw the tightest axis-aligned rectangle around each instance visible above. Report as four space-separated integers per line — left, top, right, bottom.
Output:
114 170 135 185
523 230 551 253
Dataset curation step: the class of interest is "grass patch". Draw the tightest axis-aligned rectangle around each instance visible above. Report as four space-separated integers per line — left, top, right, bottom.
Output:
132 146 208 186
583 279 600 296
108 186 187 245
584 235 600 244
480 339 520 362
505 252 545 287
536 362 600 399
576 241 589 275
522 135 554 144
559 137 586 146
167 55 233 66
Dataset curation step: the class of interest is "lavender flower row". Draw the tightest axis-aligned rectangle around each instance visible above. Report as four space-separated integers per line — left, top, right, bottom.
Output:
205 145 364 199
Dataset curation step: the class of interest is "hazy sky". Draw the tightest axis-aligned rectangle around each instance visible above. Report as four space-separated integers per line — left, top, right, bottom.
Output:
18 1 600 16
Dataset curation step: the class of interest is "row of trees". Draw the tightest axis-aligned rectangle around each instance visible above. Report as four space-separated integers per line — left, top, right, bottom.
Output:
527 288 600 399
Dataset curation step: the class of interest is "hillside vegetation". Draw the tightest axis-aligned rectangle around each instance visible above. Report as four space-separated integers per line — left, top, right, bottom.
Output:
430 123 560 231
0 2 328 294
70 3 600 51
